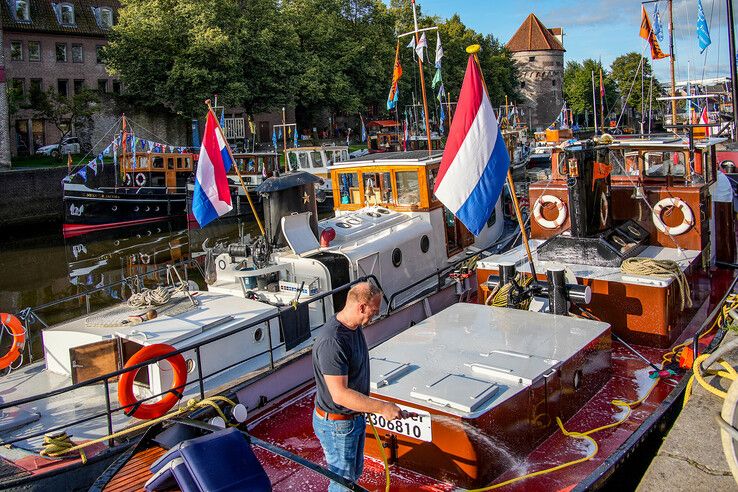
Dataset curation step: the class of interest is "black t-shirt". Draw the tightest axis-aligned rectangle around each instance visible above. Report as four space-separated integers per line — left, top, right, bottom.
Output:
312 315 370 415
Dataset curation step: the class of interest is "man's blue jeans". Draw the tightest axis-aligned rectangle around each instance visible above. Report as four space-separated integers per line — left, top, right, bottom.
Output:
312 410 366 492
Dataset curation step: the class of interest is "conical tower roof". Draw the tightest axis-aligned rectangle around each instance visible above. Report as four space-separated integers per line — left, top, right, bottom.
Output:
506 13 565 52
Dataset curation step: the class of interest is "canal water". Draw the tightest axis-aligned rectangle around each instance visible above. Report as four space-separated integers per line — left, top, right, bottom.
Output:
0 217 257 360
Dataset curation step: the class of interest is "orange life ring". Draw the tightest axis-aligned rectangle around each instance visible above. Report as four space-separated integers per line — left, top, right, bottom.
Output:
0 314 25 370
118 343 186 419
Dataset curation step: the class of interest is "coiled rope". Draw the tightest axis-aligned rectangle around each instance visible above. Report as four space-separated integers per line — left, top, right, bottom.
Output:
38 396 237 463
485 274 534 309
620 258 692 310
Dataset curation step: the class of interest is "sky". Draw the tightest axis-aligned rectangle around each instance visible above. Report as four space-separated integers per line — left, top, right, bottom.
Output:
410 0 733 84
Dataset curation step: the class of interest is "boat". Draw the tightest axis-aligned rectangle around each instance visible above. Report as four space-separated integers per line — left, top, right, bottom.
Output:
285 144 350 208
87 131 738 491
366 119 443 153
62 117 196 238
186 150 280 220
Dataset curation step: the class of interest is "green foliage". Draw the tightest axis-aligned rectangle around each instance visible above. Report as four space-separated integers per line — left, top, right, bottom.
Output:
33 88 100 154
105 0 296 116
563 59 618 120
610 52 664 113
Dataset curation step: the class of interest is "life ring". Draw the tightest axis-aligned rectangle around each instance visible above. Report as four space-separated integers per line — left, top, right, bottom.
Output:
599 192 608 228
124 173 133 186
0 314 25 370
533 195 567 230
135 173 147 187
652 197 694 236
118 343 186 419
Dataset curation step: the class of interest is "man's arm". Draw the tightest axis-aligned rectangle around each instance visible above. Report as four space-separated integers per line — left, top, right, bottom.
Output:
324 375 403 421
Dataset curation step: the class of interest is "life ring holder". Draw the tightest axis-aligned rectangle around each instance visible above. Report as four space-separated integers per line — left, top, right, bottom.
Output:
118 343 187 419
652 197 694 236
533 195 567 230
135 173 147 187
0 314 26 370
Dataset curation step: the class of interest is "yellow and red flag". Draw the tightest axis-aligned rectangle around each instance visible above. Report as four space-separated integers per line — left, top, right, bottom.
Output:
640 6 669 60
387 41 402 110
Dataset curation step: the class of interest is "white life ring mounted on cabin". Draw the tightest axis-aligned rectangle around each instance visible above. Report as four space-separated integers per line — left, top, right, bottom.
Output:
124 173 133 186
135 173 146 187
599 192 608 228
533 195 567 230
652 197 694 236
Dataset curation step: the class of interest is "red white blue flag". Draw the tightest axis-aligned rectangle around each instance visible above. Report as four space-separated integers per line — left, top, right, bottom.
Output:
192 110 233 227
433 55 510 235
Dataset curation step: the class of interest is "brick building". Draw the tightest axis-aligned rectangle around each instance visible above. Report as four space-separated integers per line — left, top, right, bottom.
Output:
506 14 565 131
1 0 121 155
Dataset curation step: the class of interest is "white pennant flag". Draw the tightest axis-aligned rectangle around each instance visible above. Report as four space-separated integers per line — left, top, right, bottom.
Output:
406 36 416 50
415 33 427 61
435 31 443 68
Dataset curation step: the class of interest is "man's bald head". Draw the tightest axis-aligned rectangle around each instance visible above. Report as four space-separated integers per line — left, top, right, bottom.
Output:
338 282 382 329
346 282 382 306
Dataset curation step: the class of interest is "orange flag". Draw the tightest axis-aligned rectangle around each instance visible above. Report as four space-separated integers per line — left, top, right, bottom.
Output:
640 6 669 60
387 41 402 110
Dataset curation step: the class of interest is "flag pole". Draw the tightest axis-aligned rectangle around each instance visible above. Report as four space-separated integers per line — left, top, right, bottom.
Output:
281 107 288 173
599 68 605 133
410 0 434 156
467 44 538 283
205 99 265 236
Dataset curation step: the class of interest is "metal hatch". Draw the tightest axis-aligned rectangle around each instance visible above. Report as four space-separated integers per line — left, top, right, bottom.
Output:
471 349 559 385
410 374 500 413
370 357 413 390
281 212 320 256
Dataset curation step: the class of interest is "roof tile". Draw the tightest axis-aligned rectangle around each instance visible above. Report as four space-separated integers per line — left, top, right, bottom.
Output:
1 0 119 37
506 13 565 53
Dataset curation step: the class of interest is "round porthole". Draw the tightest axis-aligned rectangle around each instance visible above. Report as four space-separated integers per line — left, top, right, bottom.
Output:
253 327 264 343
378 208 390 214
367 212 381 218
218 259 227 270
145 206 150 212
186 359 196 374
134 206 139 212
392 248 402 268
155 206 160 212
347 217 362 225
336 222 351 229
420 235 430 253
111 205 118 212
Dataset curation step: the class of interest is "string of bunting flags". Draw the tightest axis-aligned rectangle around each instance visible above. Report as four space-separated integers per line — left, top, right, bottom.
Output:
62 131 191 183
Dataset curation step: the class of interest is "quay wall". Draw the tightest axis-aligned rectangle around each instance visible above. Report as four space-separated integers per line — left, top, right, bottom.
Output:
0 167 67 226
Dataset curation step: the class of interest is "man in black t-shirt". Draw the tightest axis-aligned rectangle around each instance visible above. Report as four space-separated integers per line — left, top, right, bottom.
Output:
312 282 403 491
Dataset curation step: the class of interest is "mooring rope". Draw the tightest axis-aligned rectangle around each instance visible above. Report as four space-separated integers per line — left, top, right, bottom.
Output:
620 257 692 310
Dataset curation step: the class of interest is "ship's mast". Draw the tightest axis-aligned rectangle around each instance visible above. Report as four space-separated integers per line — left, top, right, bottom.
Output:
409 0 434 155
727 0 738 137
668 0 677 125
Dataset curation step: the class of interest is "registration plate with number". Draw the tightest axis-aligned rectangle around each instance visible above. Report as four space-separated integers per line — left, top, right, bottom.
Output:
367 404 432 442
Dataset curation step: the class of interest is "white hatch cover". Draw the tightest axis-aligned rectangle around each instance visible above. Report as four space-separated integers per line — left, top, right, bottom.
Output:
370 357 413 390
281 212 320 256
410 373 500 413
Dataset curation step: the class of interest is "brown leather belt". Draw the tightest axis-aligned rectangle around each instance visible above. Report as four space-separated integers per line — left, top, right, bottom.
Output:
315 406 356 421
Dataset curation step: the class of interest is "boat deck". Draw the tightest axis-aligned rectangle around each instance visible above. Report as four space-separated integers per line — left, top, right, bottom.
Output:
103 446 166 492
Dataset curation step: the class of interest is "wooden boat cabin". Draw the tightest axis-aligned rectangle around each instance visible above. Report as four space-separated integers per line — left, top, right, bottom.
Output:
366 120 402 152
121 152 195 192
329 150 500 258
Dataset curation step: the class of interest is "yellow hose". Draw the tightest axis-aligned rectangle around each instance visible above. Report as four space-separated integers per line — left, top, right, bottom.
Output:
368 419 391 492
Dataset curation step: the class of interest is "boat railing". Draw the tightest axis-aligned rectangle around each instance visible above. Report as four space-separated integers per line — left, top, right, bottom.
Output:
0 273 386 449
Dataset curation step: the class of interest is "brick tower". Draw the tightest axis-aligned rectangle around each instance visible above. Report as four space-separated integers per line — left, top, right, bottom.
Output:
506 14 565 130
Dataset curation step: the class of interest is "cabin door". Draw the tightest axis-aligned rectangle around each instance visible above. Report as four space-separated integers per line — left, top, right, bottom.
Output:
70 339 120 384
444 208 473 256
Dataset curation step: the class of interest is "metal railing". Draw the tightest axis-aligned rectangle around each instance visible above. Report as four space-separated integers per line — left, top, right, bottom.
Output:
0 272 384 449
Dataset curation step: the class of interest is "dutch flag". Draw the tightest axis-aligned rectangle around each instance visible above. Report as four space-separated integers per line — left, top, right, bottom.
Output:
433 55 510 236
192 110 233 227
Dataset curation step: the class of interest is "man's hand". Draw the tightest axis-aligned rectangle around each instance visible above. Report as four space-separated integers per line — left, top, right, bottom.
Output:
378 401 403 421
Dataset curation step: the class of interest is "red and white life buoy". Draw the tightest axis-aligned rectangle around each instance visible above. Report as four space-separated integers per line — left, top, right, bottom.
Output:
118 343 186 420
533 195 567 230
124 173 133 186
652 197 694 236
135 173 147 187
0 314 25 370
599 192 609 228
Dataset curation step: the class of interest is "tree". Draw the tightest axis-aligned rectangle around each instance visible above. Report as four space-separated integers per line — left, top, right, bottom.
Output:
610 52 664 116
34 88 99 159
105 0 296 116
563 59 618 126
283 0 396 124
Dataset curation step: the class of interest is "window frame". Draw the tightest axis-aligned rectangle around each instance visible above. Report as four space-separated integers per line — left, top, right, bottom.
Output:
57 79 69 97
15 0 30 21
56 43 67 62
99 7 113 28
97 79 108 93
71 44 83 63
28 41 41 62
60 3 75 25
95 45 104 64
10 41 23 61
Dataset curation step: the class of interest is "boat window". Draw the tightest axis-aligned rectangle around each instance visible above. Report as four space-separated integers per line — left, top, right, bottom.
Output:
427 166 440 203
167 157 174 170
363 172 394 206
337 172 360 204
644 151 685 177
247 158 256 172
396 170 420 207
176 157 184 169
311 151 324 168
137 156 148 169
184 157 192 170
340 150 349 161
298 152 309 169
152 157 164 169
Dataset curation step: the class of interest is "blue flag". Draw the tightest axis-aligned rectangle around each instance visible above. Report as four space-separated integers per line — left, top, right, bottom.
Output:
272 128 277 149
360 116 367 142
220 108 225 127
653 4 663 42
294 127 299 148
697 0 711 53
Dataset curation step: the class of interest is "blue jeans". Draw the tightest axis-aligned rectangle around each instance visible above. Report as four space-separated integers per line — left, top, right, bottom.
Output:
312 410 366 492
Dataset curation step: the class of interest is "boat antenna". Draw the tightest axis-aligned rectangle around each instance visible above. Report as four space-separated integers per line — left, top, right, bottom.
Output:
205 99 265 236
468 44 538 284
